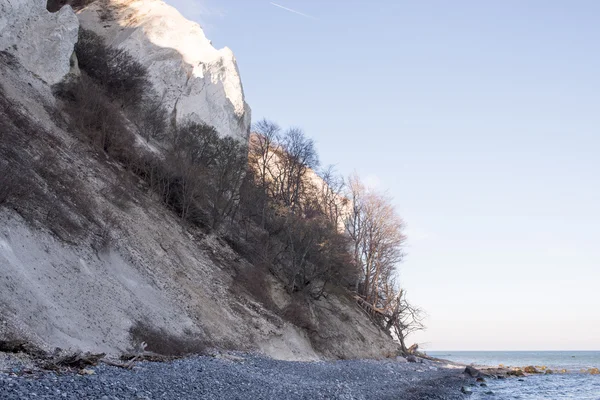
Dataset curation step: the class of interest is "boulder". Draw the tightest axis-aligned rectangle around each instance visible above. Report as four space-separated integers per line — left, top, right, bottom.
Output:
396 356 408 363
406 355 418 363
523 366 539 374
460 386 472 395
464 365 481 377
0 0 78 84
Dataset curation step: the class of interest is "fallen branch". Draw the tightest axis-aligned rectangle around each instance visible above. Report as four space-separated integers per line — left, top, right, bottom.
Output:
42 351 106 371
100 359 134 369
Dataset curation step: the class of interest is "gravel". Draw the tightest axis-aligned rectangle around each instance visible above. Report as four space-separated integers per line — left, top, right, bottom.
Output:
0 354 470 399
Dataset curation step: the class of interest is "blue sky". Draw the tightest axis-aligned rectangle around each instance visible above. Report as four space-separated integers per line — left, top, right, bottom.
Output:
166 0 600 350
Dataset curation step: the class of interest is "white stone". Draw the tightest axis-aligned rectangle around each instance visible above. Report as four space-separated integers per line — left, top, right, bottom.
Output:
77 0 251 138
0 0 79 85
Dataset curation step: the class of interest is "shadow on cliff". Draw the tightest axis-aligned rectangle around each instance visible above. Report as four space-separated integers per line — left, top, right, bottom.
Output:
67 0 251 138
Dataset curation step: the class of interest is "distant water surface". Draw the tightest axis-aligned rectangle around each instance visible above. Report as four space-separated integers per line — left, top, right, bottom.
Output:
428 351 600 399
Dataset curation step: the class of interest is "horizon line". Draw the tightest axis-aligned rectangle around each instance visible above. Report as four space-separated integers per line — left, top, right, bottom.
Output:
426 349 600 352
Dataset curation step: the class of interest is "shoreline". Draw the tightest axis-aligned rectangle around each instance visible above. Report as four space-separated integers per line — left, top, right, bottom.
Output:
0 350 478 399
4 345 578 399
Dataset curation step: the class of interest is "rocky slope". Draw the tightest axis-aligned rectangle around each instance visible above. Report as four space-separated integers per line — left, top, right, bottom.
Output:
0 0 397 361
77 0 251 138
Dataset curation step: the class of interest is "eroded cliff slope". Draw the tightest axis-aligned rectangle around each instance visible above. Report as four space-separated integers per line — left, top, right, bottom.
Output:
0 0 397 361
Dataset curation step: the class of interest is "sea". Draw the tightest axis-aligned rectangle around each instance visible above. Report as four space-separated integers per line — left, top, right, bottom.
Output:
427 351 600 399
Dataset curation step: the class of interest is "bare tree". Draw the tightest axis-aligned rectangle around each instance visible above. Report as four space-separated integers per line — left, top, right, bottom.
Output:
276 212 353 297
206 136 247 229
248 122 320 218
345 174 366 292
387 289 426 355
344 175 406 309
169 122 219 167
279 213 320 292
161 121 248 228
249 119 281 191
75 29 150 108
248 119 281 227
58 74 134 157
162 153 203 222
132 93 169 141
160 122 220 223
273 128 319 213
317 165 347 228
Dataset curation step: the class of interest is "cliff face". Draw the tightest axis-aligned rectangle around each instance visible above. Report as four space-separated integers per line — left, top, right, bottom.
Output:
0 0 79 84
0 0 398 361
77 0 251 138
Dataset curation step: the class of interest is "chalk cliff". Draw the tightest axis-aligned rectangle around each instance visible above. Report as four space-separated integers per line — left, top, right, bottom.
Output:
77 0 251 138
0 0 398 362
0 0 78 84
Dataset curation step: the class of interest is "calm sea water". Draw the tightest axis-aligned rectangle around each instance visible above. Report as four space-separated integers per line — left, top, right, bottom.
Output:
428 351 600 399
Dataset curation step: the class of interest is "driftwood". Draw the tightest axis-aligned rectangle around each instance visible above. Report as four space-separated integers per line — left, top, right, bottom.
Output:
407 343 419 354
118 341 172 367
120 352 173 363
1 339 167 371
99 352 174 370
0 340 108 371
42 352 106 371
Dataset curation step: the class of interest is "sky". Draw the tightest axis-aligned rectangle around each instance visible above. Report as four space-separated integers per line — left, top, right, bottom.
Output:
165 0 600 351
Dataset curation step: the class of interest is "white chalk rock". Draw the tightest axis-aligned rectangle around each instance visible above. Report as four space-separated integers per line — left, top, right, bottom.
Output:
0 0 79 85
77 0 251 138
